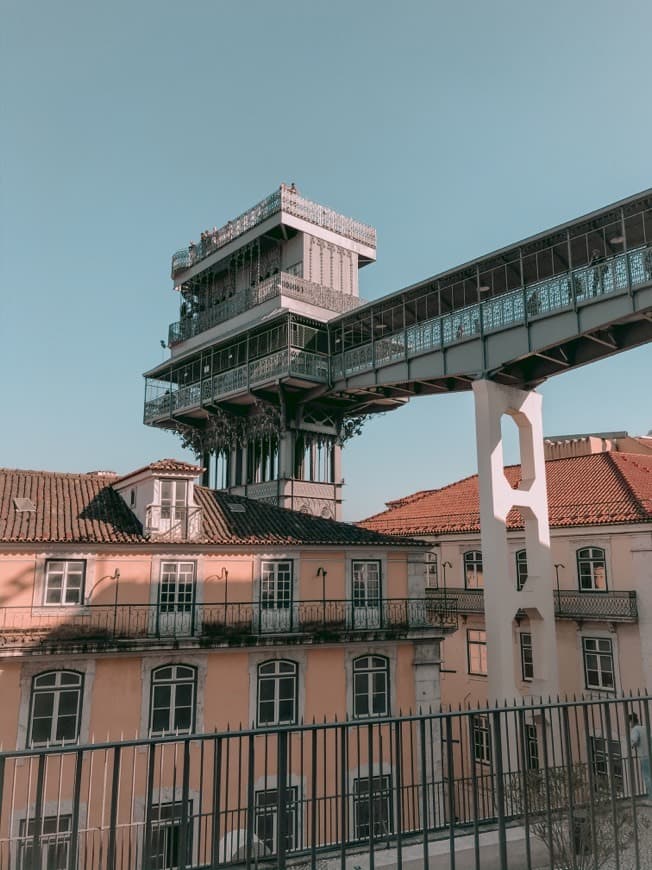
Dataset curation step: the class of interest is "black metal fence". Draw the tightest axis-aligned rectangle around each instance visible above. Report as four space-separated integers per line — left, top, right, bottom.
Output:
1 694 651 869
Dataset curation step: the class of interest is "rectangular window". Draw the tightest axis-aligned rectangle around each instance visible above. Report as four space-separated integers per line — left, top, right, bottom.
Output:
352 561 381 608
254 787 298 853
467 629 487 675
18 815 72 870
353 775 393 840
582 637 615 691
44 560 85 606
472 715 492 765
261 561 293 610
520 632 534 681
159 562 195 613
524 724 539 770
590 737 623 793
150 801 193 870
160 480 188 520
29 671 83 747
425 555 438 588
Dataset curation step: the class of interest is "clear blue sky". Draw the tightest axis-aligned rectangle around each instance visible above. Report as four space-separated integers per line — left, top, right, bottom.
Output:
2 0 650 521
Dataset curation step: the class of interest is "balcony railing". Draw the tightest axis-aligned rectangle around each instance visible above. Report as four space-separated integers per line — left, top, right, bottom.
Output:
169 272 362 345
144 348 330 422
171 186 376 278
0 598 457 652
144 505 202 540
331 244 652 380
428 587 638 622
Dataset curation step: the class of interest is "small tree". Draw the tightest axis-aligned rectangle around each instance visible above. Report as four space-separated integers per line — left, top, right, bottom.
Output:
505 763 643 869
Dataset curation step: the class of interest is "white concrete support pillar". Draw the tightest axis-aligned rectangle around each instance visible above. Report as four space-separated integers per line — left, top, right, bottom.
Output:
472 379 559 704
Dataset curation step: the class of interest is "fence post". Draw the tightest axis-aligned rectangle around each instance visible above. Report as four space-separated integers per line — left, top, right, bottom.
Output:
210 737 222 868
491 710 509 869
277 729 289 869
107 745 121 870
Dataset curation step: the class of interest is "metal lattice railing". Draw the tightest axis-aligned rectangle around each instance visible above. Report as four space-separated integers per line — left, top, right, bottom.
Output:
170 186 376 278
428 587 638 622
168 273 361 346
0 598 457 652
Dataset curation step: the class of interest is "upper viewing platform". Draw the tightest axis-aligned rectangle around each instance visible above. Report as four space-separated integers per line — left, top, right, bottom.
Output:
170 183 377 281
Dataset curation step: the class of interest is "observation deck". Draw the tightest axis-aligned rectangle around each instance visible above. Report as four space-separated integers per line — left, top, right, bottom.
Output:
170 184 376 283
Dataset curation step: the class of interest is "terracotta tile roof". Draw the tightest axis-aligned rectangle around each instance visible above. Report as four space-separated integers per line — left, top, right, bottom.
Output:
359 453 652 536
113 458 203 483
0 467 421 548
0 469 143 544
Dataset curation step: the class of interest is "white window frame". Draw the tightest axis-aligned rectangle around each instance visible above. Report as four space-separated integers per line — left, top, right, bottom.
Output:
260 560 293 610
149 799 194 870
582 636 615 691
149 664 197 736
28 671 83 747
472 714 492 765
352 775 393 840
425 553 439 589
254 786 299 854
515 549 528 591
256 660 298 727
463 551 483 589
467 629 487 675
352 560 382 607
524 723 539 770
590 736 624 793
160 479 188 520
520 632 534 681
353 655 389 719
43 560 86 606
577 546 608 591
158 561 195 613
18 813 72 869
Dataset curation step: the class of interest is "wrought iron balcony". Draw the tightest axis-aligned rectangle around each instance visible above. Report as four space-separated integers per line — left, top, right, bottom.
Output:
171 185 376 278
427 587 638 622
0 598 457 653
169 272 362 346
144 348 330 422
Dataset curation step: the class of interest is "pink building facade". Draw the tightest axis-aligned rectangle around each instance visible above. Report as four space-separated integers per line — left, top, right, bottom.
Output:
0 458 455 863
360 435 652 707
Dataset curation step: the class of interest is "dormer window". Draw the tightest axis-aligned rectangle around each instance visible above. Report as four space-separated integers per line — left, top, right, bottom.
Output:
160 480 188 520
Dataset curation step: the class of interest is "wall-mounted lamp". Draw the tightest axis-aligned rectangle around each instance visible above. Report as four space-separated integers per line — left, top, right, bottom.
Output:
442 561 453 590
206 568 230 607
316 567 328 613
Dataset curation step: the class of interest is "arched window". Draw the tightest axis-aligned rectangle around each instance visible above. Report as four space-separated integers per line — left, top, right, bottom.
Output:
353 655 389 718
464 551 483 589
577 547 607 591
29 671 83 746
257 660 297 726
150 665 197 736
515 550 528 591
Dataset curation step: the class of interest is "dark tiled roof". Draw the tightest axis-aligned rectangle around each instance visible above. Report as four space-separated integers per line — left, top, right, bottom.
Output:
0 467 421 548
0 469 143 543
359 453 652 536
194 489 423 547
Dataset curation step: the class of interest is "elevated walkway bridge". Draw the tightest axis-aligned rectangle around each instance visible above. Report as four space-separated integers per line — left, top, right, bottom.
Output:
144 190 652 424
